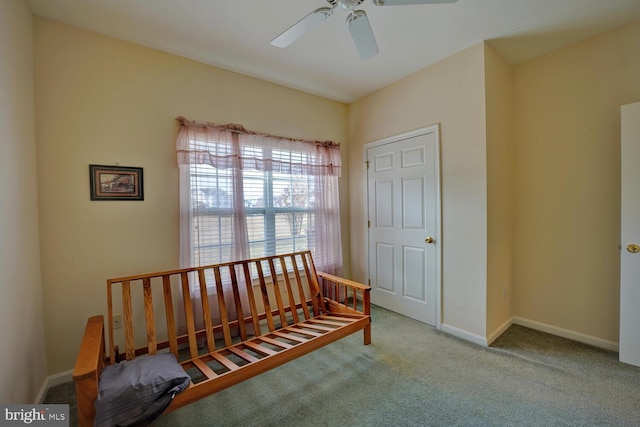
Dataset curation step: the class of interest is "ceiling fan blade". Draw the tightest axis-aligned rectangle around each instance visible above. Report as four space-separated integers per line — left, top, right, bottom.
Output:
372 0 457 5
347 10 379 59
271 7 334 48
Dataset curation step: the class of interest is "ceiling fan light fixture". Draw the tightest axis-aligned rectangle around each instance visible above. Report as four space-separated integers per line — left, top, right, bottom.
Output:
339 0 358 10
373 0 458 5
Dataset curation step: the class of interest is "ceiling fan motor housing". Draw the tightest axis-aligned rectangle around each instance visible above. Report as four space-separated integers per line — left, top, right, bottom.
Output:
328 0 366 10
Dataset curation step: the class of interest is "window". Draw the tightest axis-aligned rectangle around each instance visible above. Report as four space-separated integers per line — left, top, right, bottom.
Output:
177 118 343 276
190 161 317 265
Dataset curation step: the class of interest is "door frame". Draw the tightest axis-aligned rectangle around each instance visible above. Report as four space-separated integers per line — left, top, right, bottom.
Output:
363 124 443 329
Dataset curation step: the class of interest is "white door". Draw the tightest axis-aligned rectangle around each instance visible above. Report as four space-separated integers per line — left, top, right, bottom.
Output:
620 102 640 367
365 126 440 326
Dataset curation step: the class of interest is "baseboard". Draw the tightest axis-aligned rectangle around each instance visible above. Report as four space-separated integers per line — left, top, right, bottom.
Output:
487 317 513 346
35 379 49 404
35 370 74 404
441 323 488 347
512 316 619 352
440 316 618 352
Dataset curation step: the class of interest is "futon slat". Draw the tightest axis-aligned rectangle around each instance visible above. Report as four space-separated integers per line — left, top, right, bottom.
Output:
271 331 309 344
213 266 233 348
162 275 179 358
227 347 260 364
300 255 320 317
259 336 294 350
255 261 276 332
267 258 288 327
297 322 334 333
106 281 116 364
290 255 311 320
285 325 323 338
310 318 351 327
308 255 329 315
210 353 241 372
121 280 136 361
314 315 353 326
191 358 218 380
228 265 248 341
343 285 349 307
279 257 300 324
243 341 278 357
180 272 199 359
241 262 262 337
198 269 216 353
142 278 157 355
323 313 367 320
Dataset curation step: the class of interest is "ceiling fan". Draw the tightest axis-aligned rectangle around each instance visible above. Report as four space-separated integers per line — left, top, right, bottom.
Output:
271 0 458 60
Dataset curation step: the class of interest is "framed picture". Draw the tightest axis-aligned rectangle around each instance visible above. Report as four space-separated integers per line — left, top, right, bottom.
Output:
89 164 144 201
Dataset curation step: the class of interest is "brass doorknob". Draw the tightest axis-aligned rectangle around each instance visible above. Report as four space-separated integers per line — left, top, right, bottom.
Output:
627 244 640 254
425 236 434 244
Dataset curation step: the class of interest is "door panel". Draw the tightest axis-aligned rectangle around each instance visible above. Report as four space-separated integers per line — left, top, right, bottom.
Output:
366 128 439 325
375 181 394 227
403 177 425 228
376 243 395 293
403 246 426 301
620 102 640 367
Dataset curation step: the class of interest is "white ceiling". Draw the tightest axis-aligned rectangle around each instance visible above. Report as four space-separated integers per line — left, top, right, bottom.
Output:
26 0 640 103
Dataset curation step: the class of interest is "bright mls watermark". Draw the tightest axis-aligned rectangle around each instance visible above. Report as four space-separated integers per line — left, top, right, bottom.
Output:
1 405 68 426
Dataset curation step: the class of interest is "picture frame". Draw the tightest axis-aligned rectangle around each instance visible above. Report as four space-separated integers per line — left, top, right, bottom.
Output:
89 164 144 201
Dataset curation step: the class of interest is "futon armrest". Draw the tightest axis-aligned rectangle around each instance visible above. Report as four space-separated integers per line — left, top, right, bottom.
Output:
73 315 106 380
316 271 371 315
316 271 371 291
73 315 106 427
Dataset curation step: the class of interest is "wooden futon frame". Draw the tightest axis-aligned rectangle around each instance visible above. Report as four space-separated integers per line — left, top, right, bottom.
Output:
73 250 371 426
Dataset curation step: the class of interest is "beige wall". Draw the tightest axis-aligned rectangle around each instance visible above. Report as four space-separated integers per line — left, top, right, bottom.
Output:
348 16 640 347
33 17 347 374
0 0 48 403
485 44 514 338
348 44 490 339
512 19 640 345
32 9 640 376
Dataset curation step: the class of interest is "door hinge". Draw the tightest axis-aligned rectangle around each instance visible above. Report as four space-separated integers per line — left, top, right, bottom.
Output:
368 220 371 228
365 160 370 170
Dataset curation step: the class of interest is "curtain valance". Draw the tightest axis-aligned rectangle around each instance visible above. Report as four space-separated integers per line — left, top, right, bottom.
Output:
175 116 341 177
